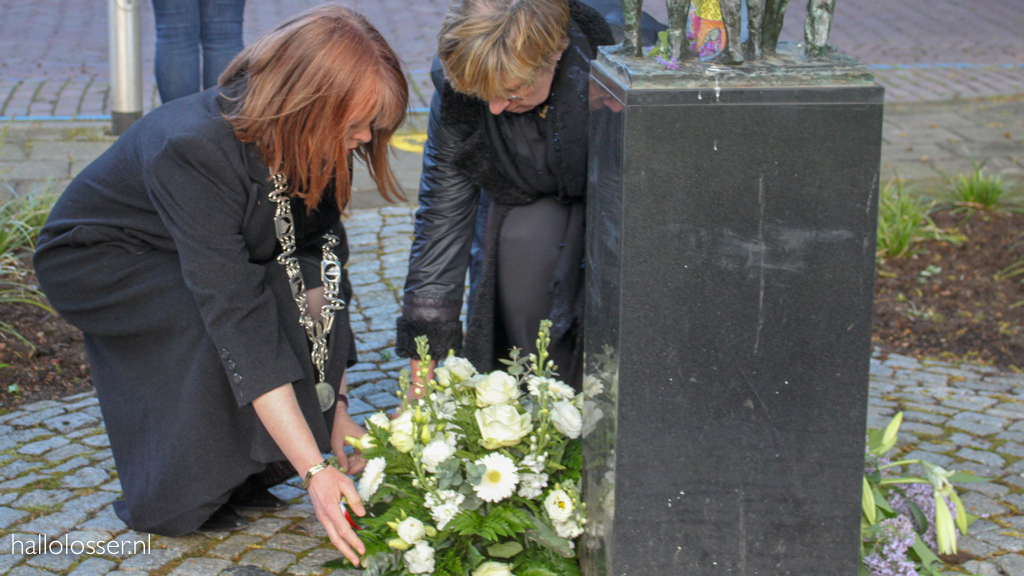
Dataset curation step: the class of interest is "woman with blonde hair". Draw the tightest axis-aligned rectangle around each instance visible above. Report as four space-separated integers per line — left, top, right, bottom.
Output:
33 5 405 563
396 0 614 388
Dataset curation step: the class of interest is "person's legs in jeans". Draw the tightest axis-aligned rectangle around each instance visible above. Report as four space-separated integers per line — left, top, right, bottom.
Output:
199 0 245 90
152 0 201 103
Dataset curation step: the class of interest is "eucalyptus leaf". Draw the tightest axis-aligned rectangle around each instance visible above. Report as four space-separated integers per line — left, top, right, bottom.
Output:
486 541 524 558
462 493 485 511
525 514 574 558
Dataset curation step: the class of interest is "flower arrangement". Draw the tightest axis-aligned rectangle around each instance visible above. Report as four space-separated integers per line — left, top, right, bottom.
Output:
330 321 591 576
861 412 985 576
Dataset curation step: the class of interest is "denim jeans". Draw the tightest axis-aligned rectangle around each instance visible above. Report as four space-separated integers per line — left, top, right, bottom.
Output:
152 0 245 103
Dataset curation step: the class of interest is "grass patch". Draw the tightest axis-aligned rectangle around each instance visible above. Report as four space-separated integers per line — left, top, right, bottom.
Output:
876 177 961 261
944 160 1011 212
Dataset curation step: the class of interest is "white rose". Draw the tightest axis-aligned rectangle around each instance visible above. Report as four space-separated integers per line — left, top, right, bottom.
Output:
550 401 583 439
545 489 574 522
475 371 520 406
555 519 584 539
472 561 514 576
581 400 604 438
397 517 426 544
389 411 416 453
475 405 533 449
403 541 435 574
444 356 478 382
368 412 391 430
434 366 453 388
420 438 455 473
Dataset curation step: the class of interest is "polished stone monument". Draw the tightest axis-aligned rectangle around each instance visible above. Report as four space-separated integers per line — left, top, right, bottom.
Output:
581 44 883 575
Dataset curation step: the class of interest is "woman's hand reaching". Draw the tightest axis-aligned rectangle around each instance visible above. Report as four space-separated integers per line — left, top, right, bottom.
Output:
331 410 367 475
307 465 367 565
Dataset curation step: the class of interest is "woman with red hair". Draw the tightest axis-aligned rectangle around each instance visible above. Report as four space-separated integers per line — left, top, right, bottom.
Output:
33 5 405 563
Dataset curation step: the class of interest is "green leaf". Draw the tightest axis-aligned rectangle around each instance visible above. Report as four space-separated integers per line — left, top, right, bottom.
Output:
487 541 524 558
875 411 903 455
871 486 894 513
519 569 559 576
524 514 574 558
909 533 941 572
862 477 876 524
909 501 928 534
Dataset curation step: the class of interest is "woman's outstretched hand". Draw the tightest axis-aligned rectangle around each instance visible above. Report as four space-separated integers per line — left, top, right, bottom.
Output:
307 466 367 565
331 411 367 475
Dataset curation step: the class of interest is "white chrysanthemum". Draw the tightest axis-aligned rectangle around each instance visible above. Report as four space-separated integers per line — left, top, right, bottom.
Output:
367 412 390 430
554 519 584 539
474 453 519 503
527 377 575 401
397 517 426 544
517 472 549 499
550 401 583 439
519 454 544 474
403 541 435 574
544 489 573 522
444 356 478 382
357 457 386 501
421 438 455 473
583 375 604 398
424 489 465 530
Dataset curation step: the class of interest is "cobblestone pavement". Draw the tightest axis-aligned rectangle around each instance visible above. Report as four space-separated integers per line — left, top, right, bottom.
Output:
1 207 1023 575
1 0 1023 120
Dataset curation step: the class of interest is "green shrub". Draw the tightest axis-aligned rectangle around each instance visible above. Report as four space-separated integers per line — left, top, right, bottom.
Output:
0 262 52 348
876 178 953 261
0 186 59 265
946 161 1007 212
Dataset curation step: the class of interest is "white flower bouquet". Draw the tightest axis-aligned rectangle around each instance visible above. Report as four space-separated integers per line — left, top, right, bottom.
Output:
330 321 589 576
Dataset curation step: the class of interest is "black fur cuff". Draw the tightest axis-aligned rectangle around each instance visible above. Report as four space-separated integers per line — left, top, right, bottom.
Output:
395 317 464 359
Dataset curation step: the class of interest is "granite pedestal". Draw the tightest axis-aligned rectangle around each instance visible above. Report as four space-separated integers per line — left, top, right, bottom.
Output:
581 44 884 575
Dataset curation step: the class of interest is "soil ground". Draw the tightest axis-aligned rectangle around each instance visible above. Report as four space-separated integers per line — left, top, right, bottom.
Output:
3 208 1024 410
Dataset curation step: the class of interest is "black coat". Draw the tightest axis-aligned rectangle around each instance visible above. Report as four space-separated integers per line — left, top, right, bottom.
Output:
395 0 614 372
33 84 357 535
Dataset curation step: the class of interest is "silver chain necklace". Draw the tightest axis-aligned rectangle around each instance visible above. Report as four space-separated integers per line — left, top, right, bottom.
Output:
269 173 346 412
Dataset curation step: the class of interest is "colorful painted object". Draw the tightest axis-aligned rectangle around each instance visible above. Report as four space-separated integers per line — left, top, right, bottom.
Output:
688 0 727 60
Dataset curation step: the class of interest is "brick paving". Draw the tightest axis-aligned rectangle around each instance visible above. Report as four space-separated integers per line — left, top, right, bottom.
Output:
2 0 1024 119
1 208 1024 574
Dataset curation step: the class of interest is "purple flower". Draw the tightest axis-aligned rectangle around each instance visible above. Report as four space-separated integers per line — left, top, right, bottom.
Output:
889 483 959 551
655 56 679 70
863 516 919 576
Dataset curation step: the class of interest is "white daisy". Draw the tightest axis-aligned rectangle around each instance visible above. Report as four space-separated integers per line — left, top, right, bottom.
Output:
357 457 386 501
424 489 465 530
420 438 455 473
474 453 519 503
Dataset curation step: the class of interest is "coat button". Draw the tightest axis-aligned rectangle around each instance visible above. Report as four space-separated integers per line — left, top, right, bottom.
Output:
220 349 230 360
232 374 243 384
226 361 236 370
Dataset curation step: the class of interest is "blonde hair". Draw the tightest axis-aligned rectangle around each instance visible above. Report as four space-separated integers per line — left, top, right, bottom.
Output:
220 4 408 210
438 0 570 101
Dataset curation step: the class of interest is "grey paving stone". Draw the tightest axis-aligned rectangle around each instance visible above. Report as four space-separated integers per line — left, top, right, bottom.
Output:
63 397 100 411
900 422 945 437
81 406 103 419
49 456 91 474
78 514 127 533
996 554 1024 576
0 534 35 554
207 534 262 560
1007 460 1024 475
916 442 956 453
966 518 1003 534
1005 475 1024 490
8 566 56 576
345 398 374 415
20 401 64 412
264 533 320 554
240 517 292 537
222 568 276 576
42 412 99 434
948 419 1003 437
950 433 992 449
957 534 999 556
902 450 954 467
961 492 1008 518
286 548 344 576
62 467 110 488
0 473 45 489
1009 517 1024 530
1012 421 1024 432
0 493 16 506
240 549 296 573
9 408 66 427
99 479 122 492
985 408 1024 421
19 510 89 537
268 483 304 502
0 459 44 478
956 448 1006 467
294 516 328 538
81 435 110 448
26 554 78 572
0 506 29 529
943 396 1000 411
119 548 183 571
44 444 92 462
63 491 119 515
169 558 233 576
0 555 25 576
18 436 70 456
67 558 116 576
104 533 152 559
63 530 116 548
998 441 1024 458
93 453 115 467
962 560 1002 576
976 530 1024 552
958 482 1010 499
12 489 74 510
903 410 948 425
905 402 959 416
363 392 401 410
1005 494 1024 509
951 462 1006 479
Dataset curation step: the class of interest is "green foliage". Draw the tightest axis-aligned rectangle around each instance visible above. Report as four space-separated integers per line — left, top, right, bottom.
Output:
0 185 59 264
0 263 52 348
945 160 1008 212
646 31 670 58
876 177 960 261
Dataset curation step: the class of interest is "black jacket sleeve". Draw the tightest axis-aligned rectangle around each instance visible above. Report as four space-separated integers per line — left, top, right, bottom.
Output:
395 87 481 359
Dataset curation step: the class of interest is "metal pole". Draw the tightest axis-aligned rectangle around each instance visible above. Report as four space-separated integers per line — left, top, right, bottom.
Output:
109 0 143 135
